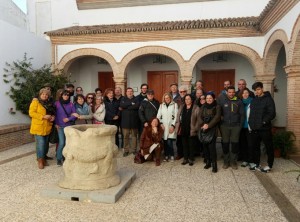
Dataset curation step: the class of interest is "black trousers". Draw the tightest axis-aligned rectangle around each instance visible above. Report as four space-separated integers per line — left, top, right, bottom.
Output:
248 129 274 168
176 135 184 157
181 136 196 161
239 128 251 162
203 137 217 163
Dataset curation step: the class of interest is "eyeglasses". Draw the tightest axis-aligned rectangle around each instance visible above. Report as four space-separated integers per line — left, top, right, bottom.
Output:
87 97 93 99
179 91 187 93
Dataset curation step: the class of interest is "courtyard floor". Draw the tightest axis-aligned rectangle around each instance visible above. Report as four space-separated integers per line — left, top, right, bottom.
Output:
0 143 300 222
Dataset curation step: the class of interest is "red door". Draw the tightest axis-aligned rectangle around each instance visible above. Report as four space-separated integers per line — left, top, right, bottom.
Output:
98 72 115 92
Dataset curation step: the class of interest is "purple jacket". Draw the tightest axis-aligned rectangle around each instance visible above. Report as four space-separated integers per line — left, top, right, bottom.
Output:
55 101 77 127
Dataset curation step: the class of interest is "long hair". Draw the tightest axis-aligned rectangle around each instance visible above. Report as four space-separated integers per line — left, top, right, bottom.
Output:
144 117 163 137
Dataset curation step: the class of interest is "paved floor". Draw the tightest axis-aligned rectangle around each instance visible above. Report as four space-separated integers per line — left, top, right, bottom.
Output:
0 143 300 222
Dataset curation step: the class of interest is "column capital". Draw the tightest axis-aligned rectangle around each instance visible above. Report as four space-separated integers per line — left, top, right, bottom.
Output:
284 65 300 77
113 76 126 84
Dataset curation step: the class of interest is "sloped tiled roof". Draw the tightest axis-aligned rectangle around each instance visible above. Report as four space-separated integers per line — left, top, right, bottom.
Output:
46 17 260 36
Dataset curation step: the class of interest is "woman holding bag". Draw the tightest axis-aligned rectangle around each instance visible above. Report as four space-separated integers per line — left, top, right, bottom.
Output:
199 93 221 173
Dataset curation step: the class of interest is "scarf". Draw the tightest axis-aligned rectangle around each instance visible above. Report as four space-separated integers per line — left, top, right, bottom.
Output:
59 98 70 104
38 98 55 115
202 100 217 109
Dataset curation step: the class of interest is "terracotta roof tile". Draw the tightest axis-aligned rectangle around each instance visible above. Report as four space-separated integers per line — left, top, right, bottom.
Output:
45 17 260 36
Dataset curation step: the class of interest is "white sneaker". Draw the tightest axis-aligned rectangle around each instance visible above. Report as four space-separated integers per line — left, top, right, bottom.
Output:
170 156 174 162
261 166 272 173
241 162 249 167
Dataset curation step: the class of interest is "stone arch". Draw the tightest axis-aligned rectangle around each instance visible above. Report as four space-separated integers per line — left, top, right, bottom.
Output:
119 46 186 79
188 43 263 77
57 48 118 75
290 14 300 65
264 29 289 75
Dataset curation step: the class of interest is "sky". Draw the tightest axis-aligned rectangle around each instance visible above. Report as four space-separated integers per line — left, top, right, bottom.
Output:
12 0 27 13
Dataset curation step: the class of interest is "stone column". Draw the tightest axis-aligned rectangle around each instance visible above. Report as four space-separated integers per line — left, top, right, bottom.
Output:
285 65 300 154
180 75 192 93
114 76 126 93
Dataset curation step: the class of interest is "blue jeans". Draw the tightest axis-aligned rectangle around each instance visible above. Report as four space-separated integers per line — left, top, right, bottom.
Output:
35 135 49 159
164 139 175 157
57 127 66 161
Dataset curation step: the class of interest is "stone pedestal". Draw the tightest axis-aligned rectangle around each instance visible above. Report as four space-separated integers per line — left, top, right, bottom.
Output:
59 124 120 190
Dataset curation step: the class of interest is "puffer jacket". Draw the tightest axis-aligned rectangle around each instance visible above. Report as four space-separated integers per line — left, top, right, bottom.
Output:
248 91 276 130
29 99 53 136
218 95 244 127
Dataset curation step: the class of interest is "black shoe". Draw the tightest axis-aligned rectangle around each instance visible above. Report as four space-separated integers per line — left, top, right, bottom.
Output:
45 155 53 160
181 160 188 165
204 162 211 169
123 152 129 157
57 160 63 166
189 161 194 166
212 162 218 173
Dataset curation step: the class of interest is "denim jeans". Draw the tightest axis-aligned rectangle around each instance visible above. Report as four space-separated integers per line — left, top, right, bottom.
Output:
164 139 175 157
35 135 49 159
57 126 66 161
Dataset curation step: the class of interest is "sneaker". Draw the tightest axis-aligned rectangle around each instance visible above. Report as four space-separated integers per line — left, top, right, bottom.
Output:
170 156 174 162
249 164 262 171
249 163 257 171
261 166 272 173
123 152 129 157
241 162 249 167
222 163 229 169
163 157 169 162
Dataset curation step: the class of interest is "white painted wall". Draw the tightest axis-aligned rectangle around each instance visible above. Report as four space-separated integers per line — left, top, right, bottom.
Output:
0 0 27 30
29 0 269 36
0 20 51 125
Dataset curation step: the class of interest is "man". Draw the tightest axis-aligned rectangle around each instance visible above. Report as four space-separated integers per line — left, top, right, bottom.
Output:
114 86 124 148
95 88 102 98
248 82 276 173
138 89 160 127
235 79 254 98
136 83 149 135
75 86 83 96
120 87 140 156
219 86 244 169
191 80 205 99
114 87 123 101
170 83 180 101
217 80 231 104
66 83 75 103
174 85 188 160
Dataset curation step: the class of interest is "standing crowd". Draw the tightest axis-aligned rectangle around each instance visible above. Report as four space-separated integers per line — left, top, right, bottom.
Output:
29 79 276 173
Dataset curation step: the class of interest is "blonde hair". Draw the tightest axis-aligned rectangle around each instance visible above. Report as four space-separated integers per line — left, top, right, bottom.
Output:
162 92 173 103
39 88 51 97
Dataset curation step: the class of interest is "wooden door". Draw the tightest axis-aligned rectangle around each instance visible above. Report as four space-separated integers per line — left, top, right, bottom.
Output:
98 72 115 92
147 71 178 102
202 69 235 95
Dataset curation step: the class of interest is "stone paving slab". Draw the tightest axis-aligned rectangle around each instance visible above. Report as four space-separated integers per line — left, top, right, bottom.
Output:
0 143 299 221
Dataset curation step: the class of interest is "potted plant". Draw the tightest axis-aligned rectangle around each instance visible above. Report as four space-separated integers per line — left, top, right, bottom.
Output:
272 130 296 159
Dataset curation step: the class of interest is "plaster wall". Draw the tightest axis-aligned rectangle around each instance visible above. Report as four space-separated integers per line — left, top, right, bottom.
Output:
0 20 51 125
57 36 265 64
28 0 269 36
0 0 27 30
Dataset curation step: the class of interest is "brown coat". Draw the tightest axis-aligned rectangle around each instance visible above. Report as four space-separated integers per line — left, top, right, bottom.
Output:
140 126 164 155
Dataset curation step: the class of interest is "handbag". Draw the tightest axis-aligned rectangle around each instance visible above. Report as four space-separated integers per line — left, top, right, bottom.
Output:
134 151 145 164
198 127 215 144
49 125 58 144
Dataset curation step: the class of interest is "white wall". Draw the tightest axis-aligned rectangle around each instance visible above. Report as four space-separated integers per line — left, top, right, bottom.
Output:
29 0 269 36
0 0 27 30
0 20 51 125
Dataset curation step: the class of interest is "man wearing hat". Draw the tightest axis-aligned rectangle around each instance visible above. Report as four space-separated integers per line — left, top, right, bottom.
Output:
138 89 160 128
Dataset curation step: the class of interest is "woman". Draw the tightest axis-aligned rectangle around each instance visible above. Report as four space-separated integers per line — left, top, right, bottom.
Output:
74 94 93 124
55 90 77 166
104 88 121 147
157 93 178 162
86 93 95 108
239 88 253 167
140 117 164 166
29 88 55 169
199 93 221 173
93 96 106 124
176 94 200 166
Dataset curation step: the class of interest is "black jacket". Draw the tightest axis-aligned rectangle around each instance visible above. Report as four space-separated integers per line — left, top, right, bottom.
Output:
248 91 276 130
138 98 160 124
218 96 245 127
104 97 120 125
120 96 140 128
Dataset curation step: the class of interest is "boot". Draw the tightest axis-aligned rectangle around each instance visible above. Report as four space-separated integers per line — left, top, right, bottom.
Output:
43 159 49 166
38 158 44 169
155 159 160 166
204 161 211 169
212 162 218 173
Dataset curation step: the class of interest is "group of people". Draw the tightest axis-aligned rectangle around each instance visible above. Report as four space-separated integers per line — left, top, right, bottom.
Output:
29 79 276 174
